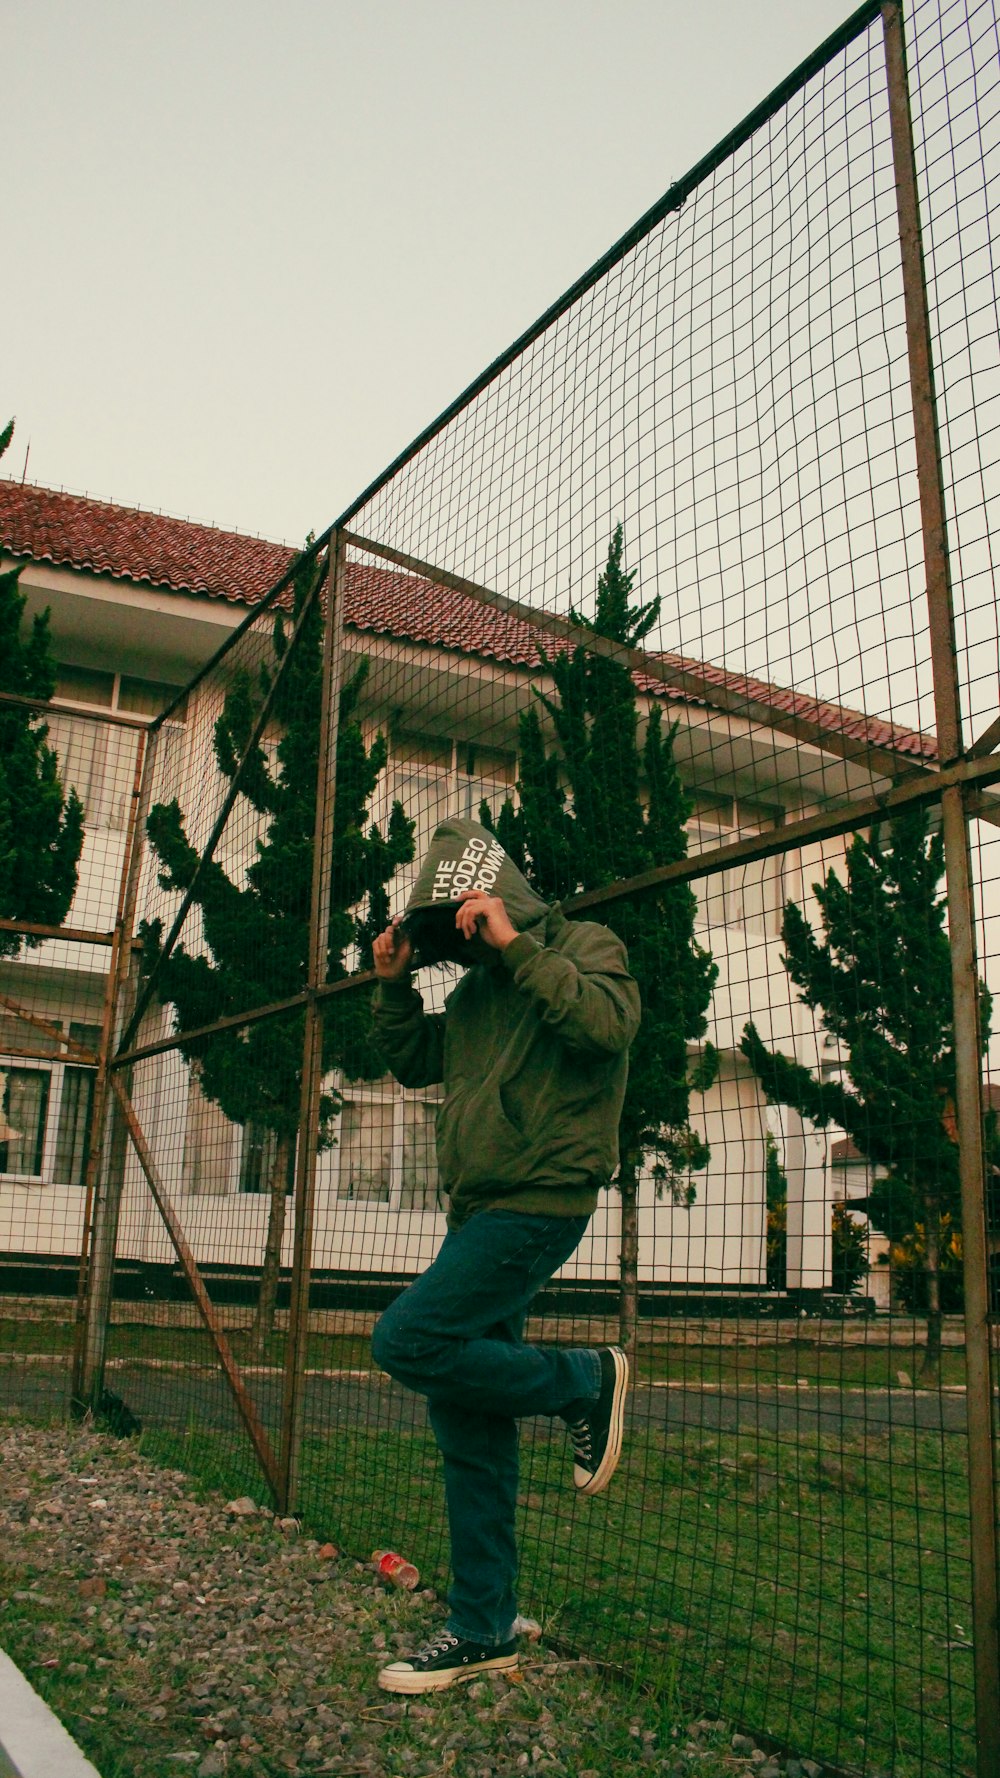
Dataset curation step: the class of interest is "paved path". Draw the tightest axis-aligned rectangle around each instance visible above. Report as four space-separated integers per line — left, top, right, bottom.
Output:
0 1355 976 1442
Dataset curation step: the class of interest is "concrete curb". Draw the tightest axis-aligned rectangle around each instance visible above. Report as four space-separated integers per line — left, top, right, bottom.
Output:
0 1649 101 1778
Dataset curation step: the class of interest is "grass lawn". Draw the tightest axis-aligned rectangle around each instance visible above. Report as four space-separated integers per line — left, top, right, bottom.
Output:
137 1413 977 1778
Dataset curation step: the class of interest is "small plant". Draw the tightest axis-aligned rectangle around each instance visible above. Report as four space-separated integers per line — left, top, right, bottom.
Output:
831 1200 869 1295
887 1214 964 1314
764 1133 788 1291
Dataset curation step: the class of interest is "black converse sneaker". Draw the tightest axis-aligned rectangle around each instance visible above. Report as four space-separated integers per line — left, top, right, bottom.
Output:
378 1629 519 1694
566 1346 629 1495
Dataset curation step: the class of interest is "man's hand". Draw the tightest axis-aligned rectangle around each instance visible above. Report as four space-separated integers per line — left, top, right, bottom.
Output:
455 890 518 951
373 919 414 982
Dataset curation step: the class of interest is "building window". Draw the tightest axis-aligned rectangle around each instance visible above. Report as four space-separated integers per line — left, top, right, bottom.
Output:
54 665 114 707
0 1024 99 1187
378 730 517 903
49 665 187 831
0 1069 49 1176
399 1095 441 1211
384 730 458 864
0 1025 98 1185
0 1013 61 1057
183 1072 237 1195
333 1085 441 1208
239 1121 289 1194
723 854 781 935
456 741 516 827
687 803 782 935
118 676 187 719
337 1100 393 1202
52 1067 95 1187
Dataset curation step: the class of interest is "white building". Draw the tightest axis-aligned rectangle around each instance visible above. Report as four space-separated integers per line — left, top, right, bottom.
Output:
0 481 933 1300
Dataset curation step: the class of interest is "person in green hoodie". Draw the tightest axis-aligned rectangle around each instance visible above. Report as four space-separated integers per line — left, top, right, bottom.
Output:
370 818 640 1694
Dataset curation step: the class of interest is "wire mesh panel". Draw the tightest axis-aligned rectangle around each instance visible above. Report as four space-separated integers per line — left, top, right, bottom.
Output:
346 13 937 788
286 3 992 1773
907 0 1000 742
295 558 982 1773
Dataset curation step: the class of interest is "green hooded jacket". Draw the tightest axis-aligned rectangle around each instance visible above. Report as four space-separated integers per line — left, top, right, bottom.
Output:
372 818 641 1227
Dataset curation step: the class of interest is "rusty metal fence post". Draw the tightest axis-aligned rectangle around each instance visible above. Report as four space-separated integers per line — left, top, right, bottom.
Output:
883 4 1000 1769
71 723 153 1413
278 532 348 1514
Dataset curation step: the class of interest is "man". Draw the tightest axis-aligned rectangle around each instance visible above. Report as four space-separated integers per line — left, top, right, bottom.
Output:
370 818 640 1694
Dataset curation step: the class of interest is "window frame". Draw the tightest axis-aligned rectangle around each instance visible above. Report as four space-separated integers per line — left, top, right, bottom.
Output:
377 726 517 907
0 1053 96 1185
686 802 784 935
330 1076 443 1212
49 664 188 833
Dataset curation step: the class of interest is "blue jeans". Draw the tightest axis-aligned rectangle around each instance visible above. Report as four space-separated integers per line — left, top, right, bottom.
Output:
371 1209 600 1646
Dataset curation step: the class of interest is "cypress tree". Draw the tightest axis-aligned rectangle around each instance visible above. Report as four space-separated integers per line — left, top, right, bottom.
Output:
141 552 414 1355
486 526 718 1351
0 418 84 957
740 807 990 1377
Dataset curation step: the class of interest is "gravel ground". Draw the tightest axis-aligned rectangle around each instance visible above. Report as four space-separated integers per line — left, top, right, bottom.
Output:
0 1417 816 1778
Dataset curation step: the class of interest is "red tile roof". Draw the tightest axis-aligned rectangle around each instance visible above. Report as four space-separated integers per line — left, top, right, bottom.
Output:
831 1138 867 1164
0 479 294 603
636 658 937 763
1 478 936 762
345 559 555 668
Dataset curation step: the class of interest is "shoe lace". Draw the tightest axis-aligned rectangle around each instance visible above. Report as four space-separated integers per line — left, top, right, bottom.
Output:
416 1631 460 1662
568 1416 593 1465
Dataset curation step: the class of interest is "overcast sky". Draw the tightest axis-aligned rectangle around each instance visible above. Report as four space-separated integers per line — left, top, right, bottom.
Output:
6 0 857 545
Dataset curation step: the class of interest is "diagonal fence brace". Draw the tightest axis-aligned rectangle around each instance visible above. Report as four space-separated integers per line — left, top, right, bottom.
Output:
110 1074 281 1505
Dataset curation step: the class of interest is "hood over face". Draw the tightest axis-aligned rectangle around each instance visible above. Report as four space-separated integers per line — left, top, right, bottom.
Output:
402 818 550 967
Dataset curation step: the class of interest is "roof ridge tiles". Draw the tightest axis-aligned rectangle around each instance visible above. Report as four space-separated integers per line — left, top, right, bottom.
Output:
2 477 297 550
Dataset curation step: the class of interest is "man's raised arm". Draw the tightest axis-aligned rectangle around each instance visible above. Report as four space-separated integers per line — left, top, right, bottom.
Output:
372 920 446 1087
454 889 640 1058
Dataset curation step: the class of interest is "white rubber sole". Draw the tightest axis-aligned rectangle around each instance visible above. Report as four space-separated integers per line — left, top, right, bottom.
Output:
378 1651 520 1693
575 1346 629 1496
